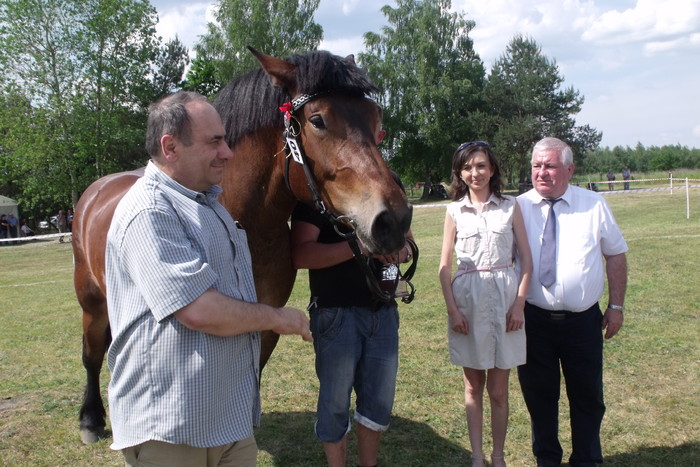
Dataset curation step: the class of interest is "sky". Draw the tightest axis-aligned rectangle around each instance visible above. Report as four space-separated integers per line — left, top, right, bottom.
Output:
151 0 700 149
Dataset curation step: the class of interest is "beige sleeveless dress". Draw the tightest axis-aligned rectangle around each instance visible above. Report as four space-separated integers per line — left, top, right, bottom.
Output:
447 194 526 370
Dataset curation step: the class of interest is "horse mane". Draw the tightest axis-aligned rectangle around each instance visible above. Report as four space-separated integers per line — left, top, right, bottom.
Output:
214 50 379 146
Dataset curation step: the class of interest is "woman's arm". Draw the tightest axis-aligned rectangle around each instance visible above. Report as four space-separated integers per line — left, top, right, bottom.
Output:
507 202 532 331
438 211 468 334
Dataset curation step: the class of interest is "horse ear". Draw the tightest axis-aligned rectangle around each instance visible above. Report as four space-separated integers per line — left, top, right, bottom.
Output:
345 54 356 65
248 46 298 93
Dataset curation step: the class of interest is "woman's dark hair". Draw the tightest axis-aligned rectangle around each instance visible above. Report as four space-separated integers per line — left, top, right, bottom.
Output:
448 141 504 201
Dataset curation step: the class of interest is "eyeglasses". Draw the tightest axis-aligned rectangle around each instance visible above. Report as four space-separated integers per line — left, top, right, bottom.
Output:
456 141 489 152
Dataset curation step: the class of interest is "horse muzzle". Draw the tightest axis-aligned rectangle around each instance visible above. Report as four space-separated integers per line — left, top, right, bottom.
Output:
367 205 413 255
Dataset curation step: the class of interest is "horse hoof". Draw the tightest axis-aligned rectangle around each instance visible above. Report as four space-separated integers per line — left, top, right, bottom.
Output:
80 428 105 444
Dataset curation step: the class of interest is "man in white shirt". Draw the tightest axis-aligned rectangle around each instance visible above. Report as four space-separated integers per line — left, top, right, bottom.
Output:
517 137 628 467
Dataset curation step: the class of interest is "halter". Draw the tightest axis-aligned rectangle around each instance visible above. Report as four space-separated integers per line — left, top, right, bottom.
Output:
280 92 330 217
279 93 417 304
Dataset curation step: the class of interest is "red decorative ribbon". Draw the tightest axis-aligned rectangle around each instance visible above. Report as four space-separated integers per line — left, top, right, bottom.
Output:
279 102 293 121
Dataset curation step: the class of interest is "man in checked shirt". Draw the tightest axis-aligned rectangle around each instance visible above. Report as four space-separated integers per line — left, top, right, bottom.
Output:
105 91 312 466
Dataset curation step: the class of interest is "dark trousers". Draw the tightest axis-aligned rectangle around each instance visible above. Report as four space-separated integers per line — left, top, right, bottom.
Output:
518 302 605 467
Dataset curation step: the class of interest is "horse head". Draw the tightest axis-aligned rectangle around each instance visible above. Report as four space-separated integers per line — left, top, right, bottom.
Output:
249 47 412 255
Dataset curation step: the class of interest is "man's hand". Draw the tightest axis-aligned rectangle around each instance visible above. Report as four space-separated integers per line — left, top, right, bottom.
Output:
602 308 624 339
273 307 313 342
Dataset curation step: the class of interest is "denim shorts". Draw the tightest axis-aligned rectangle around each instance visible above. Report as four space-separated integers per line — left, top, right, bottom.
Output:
310 304 399 443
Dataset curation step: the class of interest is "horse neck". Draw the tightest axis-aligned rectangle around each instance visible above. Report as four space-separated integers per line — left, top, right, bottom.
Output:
221 129 297 232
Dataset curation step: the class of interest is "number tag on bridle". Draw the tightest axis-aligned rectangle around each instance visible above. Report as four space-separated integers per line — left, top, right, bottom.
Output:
285 136 304 164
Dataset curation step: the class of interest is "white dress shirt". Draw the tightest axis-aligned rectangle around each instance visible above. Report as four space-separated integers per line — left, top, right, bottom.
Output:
517 185 628 311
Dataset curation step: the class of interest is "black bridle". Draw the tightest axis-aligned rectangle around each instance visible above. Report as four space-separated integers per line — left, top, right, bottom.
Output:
280 93 417 304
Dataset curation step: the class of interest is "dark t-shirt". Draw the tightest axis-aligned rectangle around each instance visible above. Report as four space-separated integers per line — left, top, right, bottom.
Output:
292 202 376 307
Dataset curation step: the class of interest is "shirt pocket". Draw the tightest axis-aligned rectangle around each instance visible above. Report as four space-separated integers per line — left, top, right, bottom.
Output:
456 228 481 257
489 225 513 260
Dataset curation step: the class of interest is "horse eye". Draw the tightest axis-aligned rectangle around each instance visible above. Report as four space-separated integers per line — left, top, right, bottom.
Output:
309 115 326 129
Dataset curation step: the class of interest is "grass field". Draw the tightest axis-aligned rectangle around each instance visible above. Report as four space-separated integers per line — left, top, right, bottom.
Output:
1 186 698 466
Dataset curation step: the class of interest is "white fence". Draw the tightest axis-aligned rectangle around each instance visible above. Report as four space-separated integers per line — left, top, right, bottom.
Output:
2 174 698 245
0 231 72 245
597 176 699 220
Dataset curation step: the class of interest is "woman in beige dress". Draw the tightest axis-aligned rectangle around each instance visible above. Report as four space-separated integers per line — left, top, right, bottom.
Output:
439 141 532 467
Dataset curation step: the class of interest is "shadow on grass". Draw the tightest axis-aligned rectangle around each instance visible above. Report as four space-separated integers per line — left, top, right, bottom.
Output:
256 411 470 466
602 441 700 466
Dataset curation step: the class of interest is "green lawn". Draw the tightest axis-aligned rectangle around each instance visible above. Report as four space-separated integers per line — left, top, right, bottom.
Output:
0 187 698 466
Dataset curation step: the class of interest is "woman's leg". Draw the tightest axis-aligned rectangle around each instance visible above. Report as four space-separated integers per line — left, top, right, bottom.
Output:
463 368 486 463
486 368 511 466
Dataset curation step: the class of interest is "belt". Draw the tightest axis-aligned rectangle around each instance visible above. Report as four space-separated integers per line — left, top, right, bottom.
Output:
527 302 599 320
548 311 576 320
453 263 513 281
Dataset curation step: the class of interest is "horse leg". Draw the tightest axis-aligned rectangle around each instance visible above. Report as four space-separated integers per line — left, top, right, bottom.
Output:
259 330 280 372
78 292 110 444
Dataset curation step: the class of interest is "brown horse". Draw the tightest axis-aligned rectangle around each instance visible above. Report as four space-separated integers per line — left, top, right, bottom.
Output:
73 48 412 444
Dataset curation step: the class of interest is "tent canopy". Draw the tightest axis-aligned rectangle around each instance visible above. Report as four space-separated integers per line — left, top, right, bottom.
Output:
0 195 19 220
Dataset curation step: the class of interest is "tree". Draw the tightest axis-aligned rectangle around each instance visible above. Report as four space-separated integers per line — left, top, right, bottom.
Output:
482 35 601 186
0 0 162 214
0 89 58 220
194 0 323 88
150 37 190 100
359 0 485 196
74 0 161 180
182 54 220 96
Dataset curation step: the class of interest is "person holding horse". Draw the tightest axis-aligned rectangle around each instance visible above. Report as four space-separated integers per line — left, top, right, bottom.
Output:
105 91 312 466
289 111 413 467
438 141 532 467
517 137 627 466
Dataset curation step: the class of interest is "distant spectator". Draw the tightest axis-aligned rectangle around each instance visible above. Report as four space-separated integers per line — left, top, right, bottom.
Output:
0 214 8 243
20 221 35 237
7 213 18 244
56 209 67 233
622 167 631 190
67 209 73 232
606 170 615 191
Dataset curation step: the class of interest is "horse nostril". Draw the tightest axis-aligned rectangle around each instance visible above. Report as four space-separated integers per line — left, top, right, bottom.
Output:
371 207 412 254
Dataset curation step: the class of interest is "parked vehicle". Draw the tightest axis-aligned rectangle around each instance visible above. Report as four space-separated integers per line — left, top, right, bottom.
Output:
428 183 448 199
39 216 58 231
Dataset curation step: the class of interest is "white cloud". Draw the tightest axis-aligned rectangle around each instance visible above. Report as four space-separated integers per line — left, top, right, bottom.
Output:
583 0 700 46
451 0 598 68
149 0 700 148
155 2 213 55
340 0 360 15
319 36 366 57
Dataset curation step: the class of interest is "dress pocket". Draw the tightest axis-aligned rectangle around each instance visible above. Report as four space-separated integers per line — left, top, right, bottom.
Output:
456 228 480 257
489 225 513 259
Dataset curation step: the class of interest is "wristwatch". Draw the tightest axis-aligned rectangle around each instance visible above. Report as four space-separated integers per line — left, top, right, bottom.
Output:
607 304 624 312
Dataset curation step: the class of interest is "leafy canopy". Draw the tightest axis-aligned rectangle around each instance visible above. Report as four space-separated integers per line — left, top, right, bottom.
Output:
190 0 323 91
482 34 602 184
359 0 485 194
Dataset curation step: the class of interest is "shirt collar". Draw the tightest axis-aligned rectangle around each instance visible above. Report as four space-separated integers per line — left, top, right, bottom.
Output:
458 192 503 209
537 184 572 206
145 160 223 203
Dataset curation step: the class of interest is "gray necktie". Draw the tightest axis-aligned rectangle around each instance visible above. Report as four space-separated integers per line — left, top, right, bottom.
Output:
539 198 561 288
